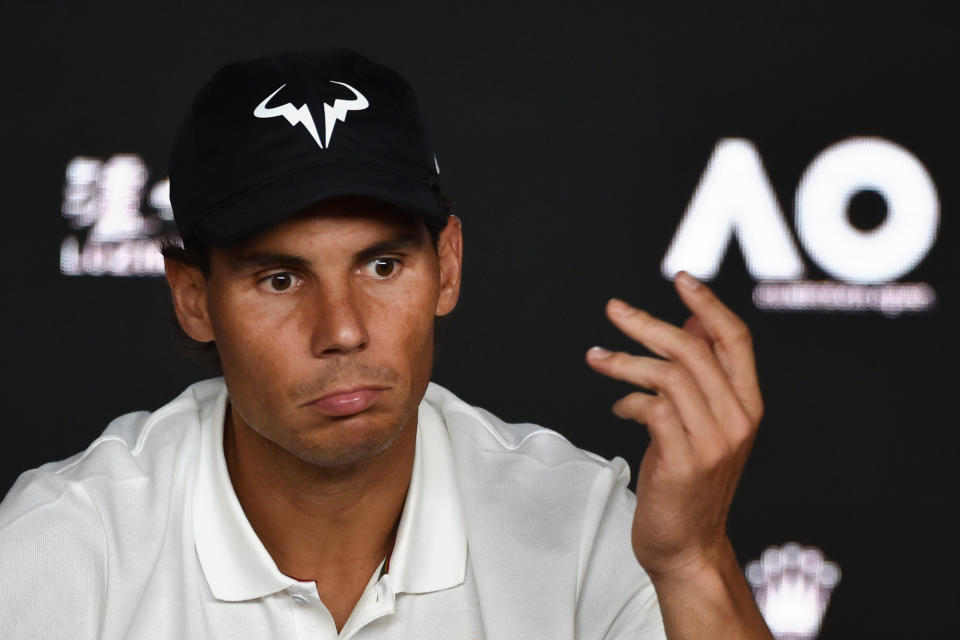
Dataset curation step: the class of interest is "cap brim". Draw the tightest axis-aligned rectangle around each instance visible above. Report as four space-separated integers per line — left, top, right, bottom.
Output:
193 162 447 246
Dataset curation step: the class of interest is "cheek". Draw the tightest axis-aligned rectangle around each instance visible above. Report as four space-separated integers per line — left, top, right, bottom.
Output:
400 302 437 377
206 290 304 405
367 278 439 381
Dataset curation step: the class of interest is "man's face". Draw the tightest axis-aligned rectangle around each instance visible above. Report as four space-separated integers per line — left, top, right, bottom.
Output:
168 197 462 468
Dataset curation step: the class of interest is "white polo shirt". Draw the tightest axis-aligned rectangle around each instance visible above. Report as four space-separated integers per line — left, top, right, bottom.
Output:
0 379 665 639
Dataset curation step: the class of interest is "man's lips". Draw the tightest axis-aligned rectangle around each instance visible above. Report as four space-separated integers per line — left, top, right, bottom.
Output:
306 386 389 417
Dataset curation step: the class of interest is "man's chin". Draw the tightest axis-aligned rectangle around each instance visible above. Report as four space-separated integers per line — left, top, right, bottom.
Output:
289 411 412 469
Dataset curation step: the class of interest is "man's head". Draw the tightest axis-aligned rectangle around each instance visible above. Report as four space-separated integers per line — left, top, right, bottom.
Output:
165 196 462 468
163 50 462 469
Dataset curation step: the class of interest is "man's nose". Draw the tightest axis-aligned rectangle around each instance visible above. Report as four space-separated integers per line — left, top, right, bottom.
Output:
308 281 370 357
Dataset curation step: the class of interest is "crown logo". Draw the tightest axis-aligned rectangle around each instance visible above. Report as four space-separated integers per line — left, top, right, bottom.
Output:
745 542 841 640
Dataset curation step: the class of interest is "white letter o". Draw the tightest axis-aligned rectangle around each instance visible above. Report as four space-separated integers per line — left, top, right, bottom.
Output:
795 137 939 284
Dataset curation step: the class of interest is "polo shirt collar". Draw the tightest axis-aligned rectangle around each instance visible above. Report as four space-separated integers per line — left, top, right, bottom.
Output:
387 394 467 595
193 380 467 602
193 382 293 601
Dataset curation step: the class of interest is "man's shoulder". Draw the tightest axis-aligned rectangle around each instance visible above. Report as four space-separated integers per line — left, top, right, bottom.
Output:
423 382 647 616
0 378 224 531
425 381 628 478
423 382 635 533
0 378 226 630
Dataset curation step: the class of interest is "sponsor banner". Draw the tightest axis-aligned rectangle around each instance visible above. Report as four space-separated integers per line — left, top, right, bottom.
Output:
60 154 174 277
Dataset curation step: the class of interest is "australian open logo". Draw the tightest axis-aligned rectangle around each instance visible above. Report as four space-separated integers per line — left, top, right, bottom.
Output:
60 154 173 277
662 137 939 316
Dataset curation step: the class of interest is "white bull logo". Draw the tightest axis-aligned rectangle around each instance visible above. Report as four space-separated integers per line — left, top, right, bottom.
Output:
253 81 369 149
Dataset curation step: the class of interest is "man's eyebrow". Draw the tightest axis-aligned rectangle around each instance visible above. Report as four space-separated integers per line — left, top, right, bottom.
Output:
353 232 424 262
225 232 425 272
226 252 312 272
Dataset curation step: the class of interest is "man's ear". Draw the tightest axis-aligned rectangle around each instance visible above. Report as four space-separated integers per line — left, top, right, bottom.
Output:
435 215 463 317
164 258 215 343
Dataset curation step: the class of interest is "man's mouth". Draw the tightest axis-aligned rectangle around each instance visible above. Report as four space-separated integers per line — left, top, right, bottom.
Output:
307 386 389 417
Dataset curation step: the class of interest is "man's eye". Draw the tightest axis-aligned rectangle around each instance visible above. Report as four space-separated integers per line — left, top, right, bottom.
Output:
260 272 301 293
363 258 400 279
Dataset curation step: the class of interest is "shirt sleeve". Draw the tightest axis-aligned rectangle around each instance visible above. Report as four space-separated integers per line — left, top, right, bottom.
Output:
574 457 667 640
0 470 107 640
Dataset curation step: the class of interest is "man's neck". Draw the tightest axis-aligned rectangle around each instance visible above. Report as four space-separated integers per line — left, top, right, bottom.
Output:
222 405 415 614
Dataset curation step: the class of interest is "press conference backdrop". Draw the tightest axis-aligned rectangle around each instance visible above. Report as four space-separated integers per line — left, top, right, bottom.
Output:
1 2 955 637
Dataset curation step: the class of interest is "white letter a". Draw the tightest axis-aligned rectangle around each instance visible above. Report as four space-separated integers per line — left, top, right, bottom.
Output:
661 138 805 281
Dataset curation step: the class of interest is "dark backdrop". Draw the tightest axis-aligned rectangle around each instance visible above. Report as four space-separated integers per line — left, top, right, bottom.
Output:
1 2 956 637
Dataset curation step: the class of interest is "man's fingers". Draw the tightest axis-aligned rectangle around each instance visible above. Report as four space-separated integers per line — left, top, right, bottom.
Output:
586 349 728 452
672 271 763 424
602 299 753 437
681 315 711 344
610 391 693 462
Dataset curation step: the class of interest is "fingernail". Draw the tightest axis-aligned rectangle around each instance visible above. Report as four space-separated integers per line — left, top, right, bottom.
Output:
587 346 612 360
677 271 701 290
608 298 631 315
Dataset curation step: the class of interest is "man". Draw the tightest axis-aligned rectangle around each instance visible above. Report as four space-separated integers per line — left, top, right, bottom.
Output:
0 51 773 639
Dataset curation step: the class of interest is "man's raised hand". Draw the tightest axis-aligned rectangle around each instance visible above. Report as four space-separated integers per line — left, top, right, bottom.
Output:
585 271 764 582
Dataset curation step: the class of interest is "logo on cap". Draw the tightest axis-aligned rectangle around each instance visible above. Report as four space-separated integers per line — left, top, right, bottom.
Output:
253 81 369 149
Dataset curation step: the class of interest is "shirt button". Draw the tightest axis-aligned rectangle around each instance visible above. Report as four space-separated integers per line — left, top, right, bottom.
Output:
291 594 309 604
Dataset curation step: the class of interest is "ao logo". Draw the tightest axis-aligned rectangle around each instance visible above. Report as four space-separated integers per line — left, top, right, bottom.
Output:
661 137 939 285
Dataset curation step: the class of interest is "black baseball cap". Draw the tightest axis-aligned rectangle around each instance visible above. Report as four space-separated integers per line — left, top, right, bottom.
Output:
168 50 448 247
